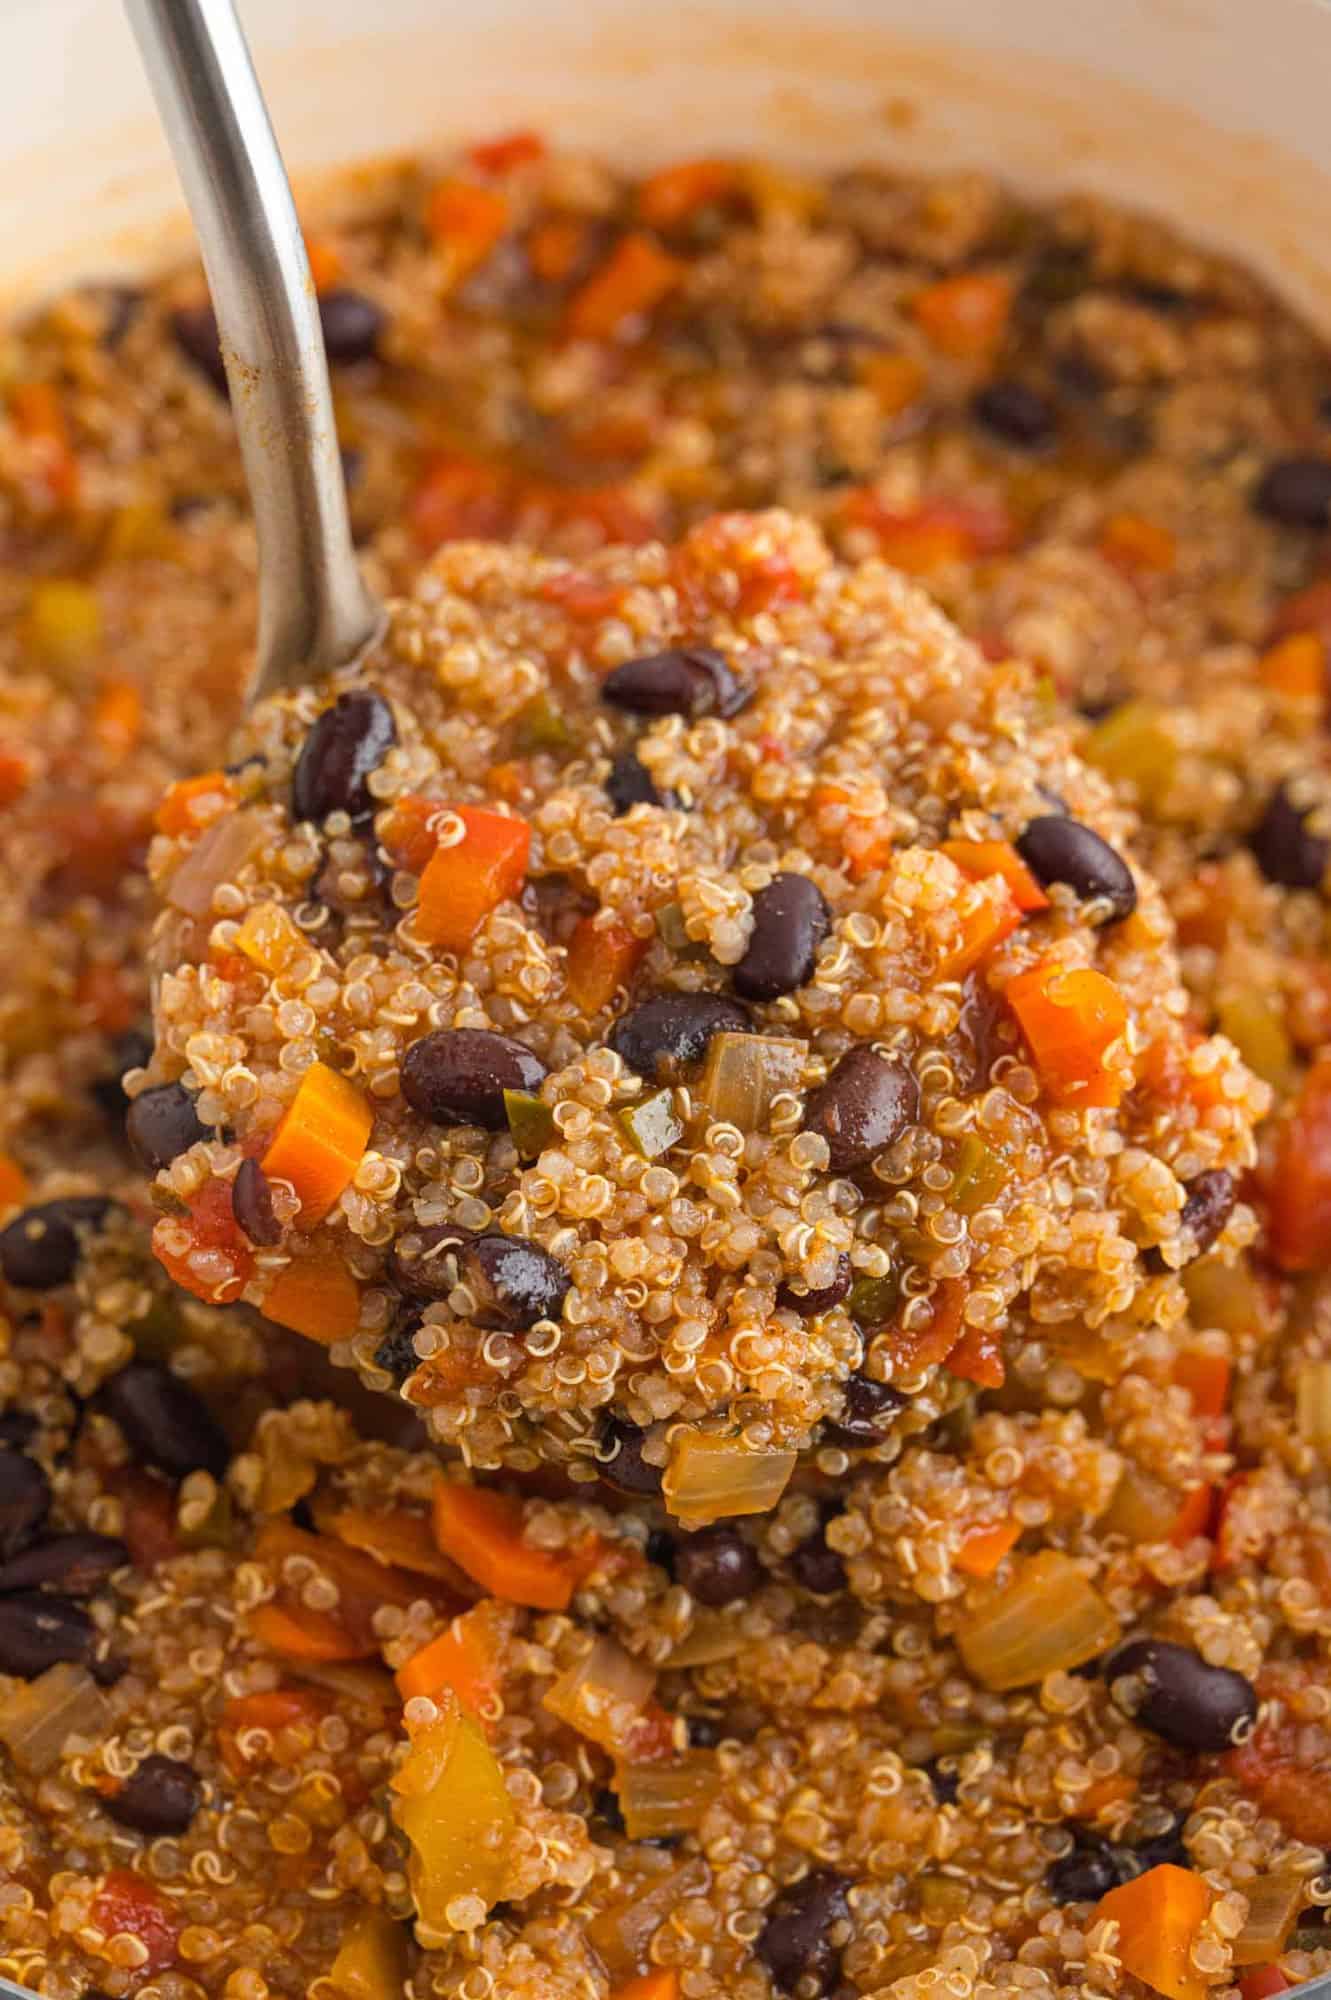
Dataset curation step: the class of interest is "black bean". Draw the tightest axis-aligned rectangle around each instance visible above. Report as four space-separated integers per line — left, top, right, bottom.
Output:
1173 1170 1236 1262
291 690 397 825
318 288 386 365
645 1529 677 1577
0 1196 114 1291
1252 456 1331 529
609 992 753 1081
0 1531 129 1595
1107 1637 1258 1753
593 1786 626 1834
687 1713 725 1748
91 1027 154 1128
803 1048 920 1173
0 1450 49 1559
125 1082 208 1172
605 751 678 815
231 1158 282 1246
923 1758 959 1806
373 1317 422 1384
823 1372 906 1448
1046 1847 1121 1905
387 1222 471 1303
598 1416 664 1496
755 1869 852 1996
0 1412 37 1450
1015 815 1137 923
601 646 748 720
461 1234 569 1333
99 1362 229 1483
0 1591 95 1678
971 380 1057 449
733 873 831 1003
775 1255 853 1318
789 1520 847 1595
103 1753 202 1836
171 303 228 395
675 1526 762 1607
1250 781 1330 890
401 1028 548 1129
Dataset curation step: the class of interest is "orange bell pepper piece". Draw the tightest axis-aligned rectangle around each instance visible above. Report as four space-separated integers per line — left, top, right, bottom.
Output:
260 1060 373 1227
1094 1864 1211 2000
247 1600 368 1663
955 1517 1022 1579
911 270 1014 359
1005 961 1129 1109
936 877 1024 980
564 915 647 1014
396 1598 514 1732
416 807 530 952
261 1245 362 1345
566 233 683 342
1269 1055 1331 1271
941 839 1050 914
431 1480 599 1612
154 769 237 837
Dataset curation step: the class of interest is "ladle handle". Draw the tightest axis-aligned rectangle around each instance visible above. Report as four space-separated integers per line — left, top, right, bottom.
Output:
125 0 383 703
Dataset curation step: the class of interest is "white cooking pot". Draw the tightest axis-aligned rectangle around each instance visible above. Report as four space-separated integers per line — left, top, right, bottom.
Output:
6 0 1331 332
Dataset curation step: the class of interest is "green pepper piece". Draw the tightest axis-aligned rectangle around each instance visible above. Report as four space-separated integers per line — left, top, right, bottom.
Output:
951 1134 1009 1214
618 1088 685 1159
847 1273 899 1329
514 692 572 754
504 1089 555 1160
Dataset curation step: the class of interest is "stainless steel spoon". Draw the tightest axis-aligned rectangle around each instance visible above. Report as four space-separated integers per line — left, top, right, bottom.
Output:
124 0 384 705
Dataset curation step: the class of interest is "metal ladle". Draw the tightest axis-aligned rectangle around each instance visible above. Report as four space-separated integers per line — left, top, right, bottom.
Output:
124 0 384 705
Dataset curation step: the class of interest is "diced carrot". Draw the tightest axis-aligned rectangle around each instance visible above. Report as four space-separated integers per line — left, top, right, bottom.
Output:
10 380 79 506
941 839 1050 914
911 270 1014 359
91 1869 179 1976
424 179 510 276
154 769 237 837
955 1517 1021 1578
1168 1484 1216 1548
1269 1054 1331 1271
303 233 342 293
1226 1715 1331 1845
0 746 30 808
528 216 591 284
432 1480 599 1612
248 1600 368 1663
409 454 515 551
260 1061 373 1228
1172 1349 1230 1419
947 1321 1005 1389
1094 1864 1211 2000
1099 512 1176 575
611 1973 680 2000
845 491 1016 573
261 1246 362 1345
468 130 546 175
638 158 739 229
92 677 143 757
936 877 1024 981
380 794 447 873
152 1178 254 1303
255 1519 456 1660
74 961 137 1034
416 807 530 953
1239 1971 1292 2000
396 1598 513 1732
566 233 684 343
861 351 928 417
0 1153 27 1209
1005 961 1129 1109
218 1686 331 1777
1258 631 1324 699
565 915 647 1014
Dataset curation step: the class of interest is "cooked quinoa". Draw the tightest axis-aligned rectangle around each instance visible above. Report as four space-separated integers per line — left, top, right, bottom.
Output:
1 134 1331 2000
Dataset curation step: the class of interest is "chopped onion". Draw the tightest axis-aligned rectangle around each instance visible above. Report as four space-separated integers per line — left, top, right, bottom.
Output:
1297 1361 1331 1461
542 1635 655 1754
167 807 266 917
616 1751 721 1839
955 1551 1120 1691
1102 1469 1186 1544
697 1033 805 1132
1233 1872 1308 1965
585 1858 710 1978
666 1610 748 1668
0 1662 110 1774
662 1431 796 1528
283 1657 398 1712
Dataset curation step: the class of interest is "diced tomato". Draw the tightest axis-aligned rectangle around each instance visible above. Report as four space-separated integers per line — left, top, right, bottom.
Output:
1239 1969 1292 2000
1171 1348 1230 1419
946 1320 1005 1389
74 961 138 1034
619 1699 678 1763
152 1177 255 1304
845 491 1016 573
217 1686 331 1777
1226 1700 1331 1843
0 746 31 808
1270 578 1331 648
409 454 516 551
539 569 625 622
1168 1484 1216 1548
92 1869 179 1975
882 1278 968 1375
564 916 647 1014
467 130 546 175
